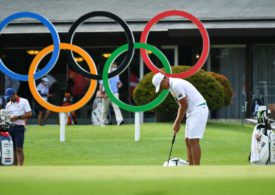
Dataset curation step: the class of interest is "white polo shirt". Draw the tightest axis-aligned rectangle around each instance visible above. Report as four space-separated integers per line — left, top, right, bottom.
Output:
37 83 49 101
169 78 206 113
5 97 31 126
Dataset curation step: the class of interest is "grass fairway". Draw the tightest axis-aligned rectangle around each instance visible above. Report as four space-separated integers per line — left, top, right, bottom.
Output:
1 122 275 194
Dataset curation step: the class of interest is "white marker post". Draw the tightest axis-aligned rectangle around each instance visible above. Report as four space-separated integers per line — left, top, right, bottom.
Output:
135 112 140 142
59 112 66 142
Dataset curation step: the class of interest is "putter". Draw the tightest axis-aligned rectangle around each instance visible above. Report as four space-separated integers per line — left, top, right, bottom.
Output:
167 133 176 166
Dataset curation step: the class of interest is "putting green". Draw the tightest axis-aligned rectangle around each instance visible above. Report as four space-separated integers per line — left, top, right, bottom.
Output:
0 166 274 195
1 123 273 194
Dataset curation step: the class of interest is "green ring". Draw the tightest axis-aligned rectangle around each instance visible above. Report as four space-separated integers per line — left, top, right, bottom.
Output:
102 42 172 112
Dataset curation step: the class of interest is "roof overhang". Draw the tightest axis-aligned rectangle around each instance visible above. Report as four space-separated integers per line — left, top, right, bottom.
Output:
2 20 275 37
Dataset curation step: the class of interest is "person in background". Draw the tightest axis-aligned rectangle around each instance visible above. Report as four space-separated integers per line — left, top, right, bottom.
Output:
36 77 52 126
252 88 264 117
62 92 77 125
0 95 7 109
5 88 32 166
100 62 124 126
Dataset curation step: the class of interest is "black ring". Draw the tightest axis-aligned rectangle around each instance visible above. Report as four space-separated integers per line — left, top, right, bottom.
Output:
66 11 135 80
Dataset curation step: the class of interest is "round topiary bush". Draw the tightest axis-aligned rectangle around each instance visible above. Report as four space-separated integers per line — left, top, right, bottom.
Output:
133 66 225 117
209 72 233 106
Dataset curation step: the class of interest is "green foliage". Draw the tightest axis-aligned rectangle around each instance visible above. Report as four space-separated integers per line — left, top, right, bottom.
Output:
133 66 225 113
209 72 233 106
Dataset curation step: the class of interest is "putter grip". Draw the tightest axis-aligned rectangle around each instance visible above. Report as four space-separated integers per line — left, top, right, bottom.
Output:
172 134 176 144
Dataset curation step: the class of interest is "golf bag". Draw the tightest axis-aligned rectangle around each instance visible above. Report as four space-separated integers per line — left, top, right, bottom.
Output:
249 106 275 165
91 97 111 125
0 132 14 165
0 109 14 166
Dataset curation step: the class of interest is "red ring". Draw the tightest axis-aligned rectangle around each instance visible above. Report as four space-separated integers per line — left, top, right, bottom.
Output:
140 10 210 78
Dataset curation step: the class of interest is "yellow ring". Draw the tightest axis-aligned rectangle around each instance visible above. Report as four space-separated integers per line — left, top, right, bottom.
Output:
28 43 97 112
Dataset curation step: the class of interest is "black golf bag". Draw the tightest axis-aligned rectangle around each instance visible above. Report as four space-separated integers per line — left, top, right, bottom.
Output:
249 106 275 165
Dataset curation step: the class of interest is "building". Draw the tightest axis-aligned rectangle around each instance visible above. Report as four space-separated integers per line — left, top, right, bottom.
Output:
1 0 275 121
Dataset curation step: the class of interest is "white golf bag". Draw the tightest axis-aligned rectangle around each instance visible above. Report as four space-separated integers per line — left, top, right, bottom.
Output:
0 109 14 166
91 97 111 125
249 106 275 165
0 132 14 166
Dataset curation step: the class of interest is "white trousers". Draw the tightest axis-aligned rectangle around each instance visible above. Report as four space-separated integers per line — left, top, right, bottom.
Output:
101 93 123 125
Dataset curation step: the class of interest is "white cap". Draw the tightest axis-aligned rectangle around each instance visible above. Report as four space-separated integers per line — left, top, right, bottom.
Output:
152 73 165 93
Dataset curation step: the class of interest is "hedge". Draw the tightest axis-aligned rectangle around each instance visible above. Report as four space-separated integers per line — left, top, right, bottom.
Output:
133 66 228 113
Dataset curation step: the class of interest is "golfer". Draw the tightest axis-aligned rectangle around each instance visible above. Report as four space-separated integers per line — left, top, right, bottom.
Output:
5 88 32 166
99 62 124 126
152 73 209 165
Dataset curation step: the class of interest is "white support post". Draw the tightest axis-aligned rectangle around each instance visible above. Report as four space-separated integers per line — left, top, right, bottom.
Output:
139 55 144 123
59 112 66 142
135 112 140 142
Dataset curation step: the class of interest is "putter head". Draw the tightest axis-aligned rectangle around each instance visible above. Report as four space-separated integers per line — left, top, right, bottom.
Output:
163 158 189 167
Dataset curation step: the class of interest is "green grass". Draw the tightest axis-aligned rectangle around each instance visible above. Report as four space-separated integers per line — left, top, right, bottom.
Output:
24 122 252 165
1 122 275 195
1 166 275 195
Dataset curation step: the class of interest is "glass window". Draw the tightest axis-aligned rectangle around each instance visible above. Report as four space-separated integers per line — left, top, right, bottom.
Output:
252 45 275 105
211 47 246 119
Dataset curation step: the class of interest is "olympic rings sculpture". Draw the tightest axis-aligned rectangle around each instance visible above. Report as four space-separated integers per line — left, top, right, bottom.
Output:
0 10 210 112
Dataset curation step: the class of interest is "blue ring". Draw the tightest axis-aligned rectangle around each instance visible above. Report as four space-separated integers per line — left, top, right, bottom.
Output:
0 12 60 81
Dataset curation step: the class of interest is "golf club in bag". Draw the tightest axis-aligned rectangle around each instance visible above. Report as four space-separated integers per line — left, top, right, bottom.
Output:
0 109 14 166
163 133 188 166
249 106 275 165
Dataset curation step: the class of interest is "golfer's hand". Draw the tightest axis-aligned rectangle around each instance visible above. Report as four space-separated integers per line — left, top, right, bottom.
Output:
10 116 18 122
173 122 181 134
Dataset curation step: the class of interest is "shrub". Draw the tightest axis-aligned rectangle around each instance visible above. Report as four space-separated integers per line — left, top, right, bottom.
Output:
133 66 225 114
209 72 233 106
